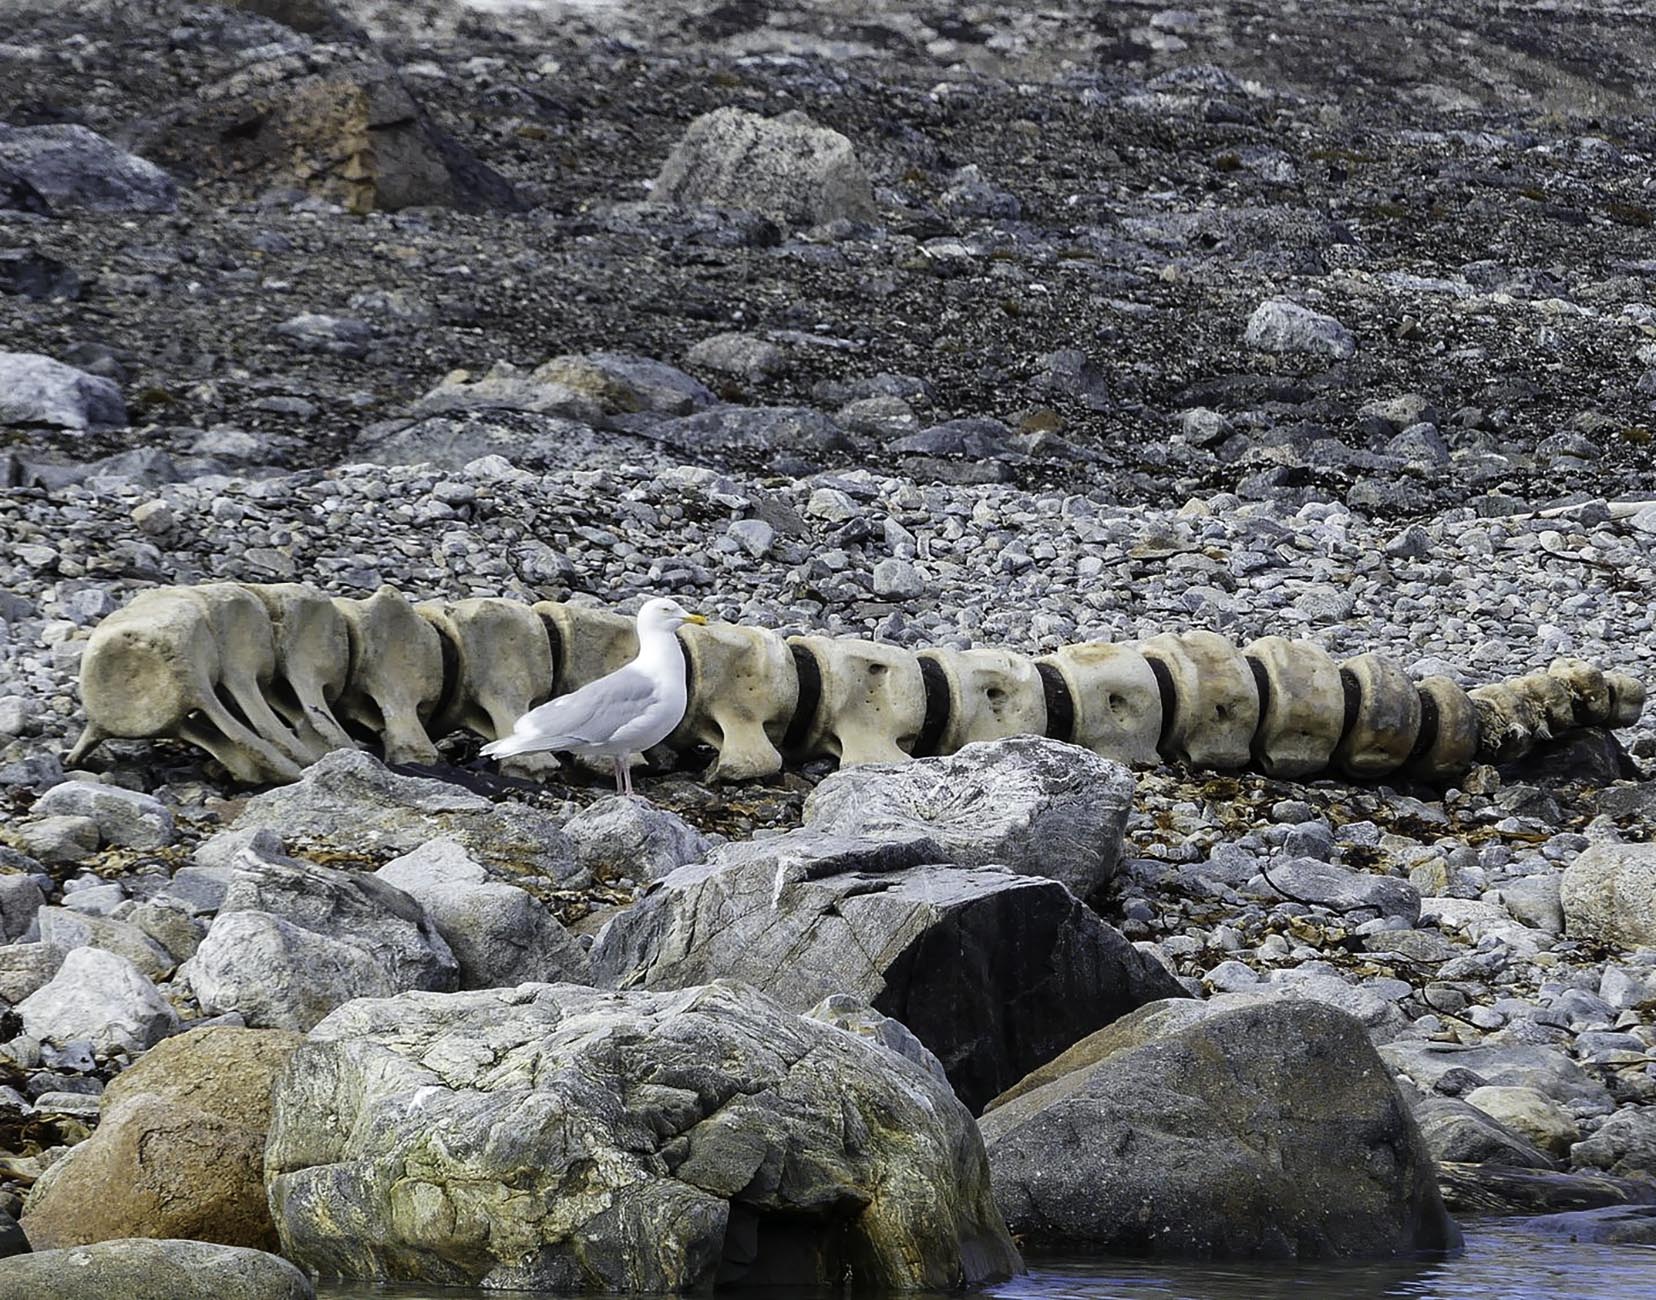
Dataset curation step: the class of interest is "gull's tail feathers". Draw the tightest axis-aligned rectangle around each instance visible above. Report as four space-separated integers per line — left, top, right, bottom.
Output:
480 731 573 759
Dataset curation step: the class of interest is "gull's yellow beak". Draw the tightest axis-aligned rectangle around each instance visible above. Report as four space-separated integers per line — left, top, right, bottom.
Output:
684 613 708 625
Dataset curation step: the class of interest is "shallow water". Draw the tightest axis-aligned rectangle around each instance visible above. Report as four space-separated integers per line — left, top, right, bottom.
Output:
317 1221 1656 1300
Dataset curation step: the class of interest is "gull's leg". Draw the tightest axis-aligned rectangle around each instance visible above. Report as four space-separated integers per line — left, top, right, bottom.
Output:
613 755 626 794
623 759 635 797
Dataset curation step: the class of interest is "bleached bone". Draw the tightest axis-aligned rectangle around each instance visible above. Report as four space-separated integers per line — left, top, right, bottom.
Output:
535 601 638 693
1507 672 1576 742
1605 671 1647 728
916 646 1046 753
416 598 553 742
331 586 444 765
1469 681 1542 762
244 583 358 757
69 586 304 783
1137 630 1260 769
191 583 323 767
787 636 925 766
1035 642 1162 766
1334 652 1422 779
670 622 799 781
74 581 1647 788
1407 676 1480 780
1546 657 1612 725
1241 636 1344 779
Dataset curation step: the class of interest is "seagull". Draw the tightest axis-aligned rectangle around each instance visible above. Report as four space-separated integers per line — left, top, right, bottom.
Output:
480 597 706 796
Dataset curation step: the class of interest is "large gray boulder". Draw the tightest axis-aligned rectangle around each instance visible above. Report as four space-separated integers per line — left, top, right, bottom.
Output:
234 750 578 884
375 840 590 988
1242 298 1357 360
803 737 1134 903
651 108 876 227
980 999 1461 1259
0 1238 313 1300
265 980 1021 1292
1561 843 1656 949
0 352 126 431
591 829 1186 1112
535 352 715 418
0 123 177 214
184 851 458 1030
17 947 177 1056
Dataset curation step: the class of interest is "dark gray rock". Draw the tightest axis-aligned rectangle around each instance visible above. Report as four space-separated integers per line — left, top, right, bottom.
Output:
0 249 80 301
591 828 1186 1112
1437 1163 1656 1216
0 1208 27 1259
980 999 1461 1259
265 980 1020 1291
1515 1205 1656 1245
803 737 1135 903
646 404 852 462
0 124 176 214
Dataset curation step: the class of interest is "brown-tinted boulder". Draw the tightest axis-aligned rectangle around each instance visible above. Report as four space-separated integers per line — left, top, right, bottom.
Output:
21 1027 303 1251
101 1025 304 1128
21 1095 273 1250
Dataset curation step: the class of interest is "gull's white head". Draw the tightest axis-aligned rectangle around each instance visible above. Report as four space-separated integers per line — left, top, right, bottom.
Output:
636 597 707 636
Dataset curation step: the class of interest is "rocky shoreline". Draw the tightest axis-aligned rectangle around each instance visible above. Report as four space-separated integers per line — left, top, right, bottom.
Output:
4 0 1656 1295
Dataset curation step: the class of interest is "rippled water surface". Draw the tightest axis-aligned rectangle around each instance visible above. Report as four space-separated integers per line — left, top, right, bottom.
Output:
318 1222 1656 1300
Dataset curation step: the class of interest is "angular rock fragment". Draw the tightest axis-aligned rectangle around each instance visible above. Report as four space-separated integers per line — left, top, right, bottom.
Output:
18 947 178 1055
185 850 458 1029
592 829 1185 1111
375 839 590 988
803 737 1134 903
0 123 177 214
0 351 126 431
651 108 876 227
